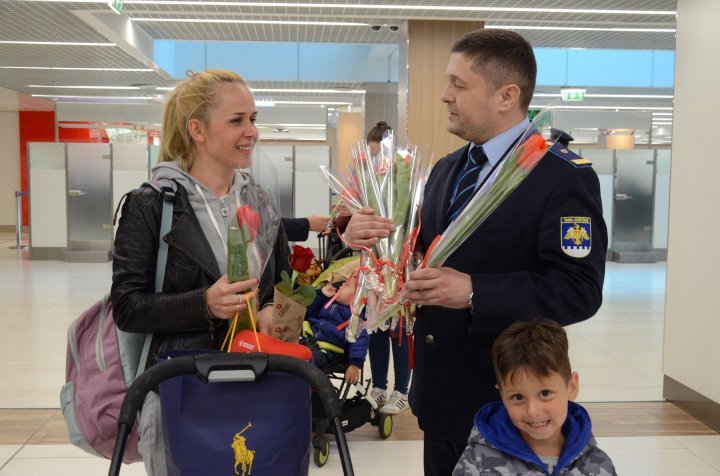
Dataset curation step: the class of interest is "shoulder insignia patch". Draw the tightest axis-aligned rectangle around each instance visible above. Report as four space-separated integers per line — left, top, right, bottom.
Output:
561 217 592 258
547 142 592 168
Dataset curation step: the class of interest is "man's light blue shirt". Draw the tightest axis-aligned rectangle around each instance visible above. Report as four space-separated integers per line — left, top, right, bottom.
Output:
470 118 530 189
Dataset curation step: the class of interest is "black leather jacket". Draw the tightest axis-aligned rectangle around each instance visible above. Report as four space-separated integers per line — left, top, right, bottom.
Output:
111 183 291 367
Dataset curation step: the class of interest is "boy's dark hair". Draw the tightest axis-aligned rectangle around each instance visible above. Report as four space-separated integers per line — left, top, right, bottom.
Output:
451 29 537 111
492 319 571 386
366 121 392 143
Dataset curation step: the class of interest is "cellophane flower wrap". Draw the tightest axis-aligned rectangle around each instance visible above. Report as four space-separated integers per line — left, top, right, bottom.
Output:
369 112 554 330
222 171 281 350
320 131 432 342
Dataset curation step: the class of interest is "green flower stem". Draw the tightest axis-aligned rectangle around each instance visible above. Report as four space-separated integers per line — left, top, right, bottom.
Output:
228 225 250 283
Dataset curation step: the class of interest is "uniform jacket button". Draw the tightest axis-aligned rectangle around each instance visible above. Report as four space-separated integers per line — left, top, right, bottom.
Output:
425 334 435 345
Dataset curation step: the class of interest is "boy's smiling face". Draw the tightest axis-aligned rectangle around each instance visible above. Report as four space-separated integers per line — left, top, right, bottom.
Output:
498 368 579 457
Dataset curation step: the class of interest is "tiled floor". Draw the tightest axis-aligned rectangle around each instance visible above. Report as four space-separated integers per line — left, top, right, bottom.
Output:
1 233 719 475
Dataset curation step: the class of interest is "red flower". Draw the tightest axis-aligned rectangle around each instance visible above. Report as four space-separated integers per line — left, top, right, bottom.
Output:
236 205 260 241
290 245 314 273
516 133 548 169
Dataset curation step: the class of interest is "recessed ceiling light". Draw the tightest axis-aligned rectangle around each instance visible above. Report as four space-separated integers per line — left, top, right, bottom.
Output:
0 40 116 46
250 88 366 94
486 25 675 33
28 85 141 90
0 66 154 72
32 94 156 100
132 17 367 26
534 105 673 111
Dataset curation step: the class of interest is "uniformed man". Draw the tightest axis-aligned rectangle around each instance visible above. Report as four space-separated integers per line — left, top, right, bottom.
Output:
551 127 575 147
343 29 607 476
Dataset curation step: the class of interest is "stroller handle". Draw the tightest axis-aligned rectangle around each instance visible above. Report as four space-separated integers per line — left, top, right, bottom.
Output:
110 353 353 476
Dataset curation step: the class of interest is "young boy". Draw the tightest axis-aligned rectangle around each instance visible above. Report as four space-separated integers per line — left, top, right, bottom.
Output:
453 319 616 476
304 280 368 385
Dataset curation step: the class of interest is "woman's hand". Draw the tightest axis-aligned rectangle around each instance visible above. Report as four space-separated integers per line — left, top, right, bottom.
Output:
205 275 258 320
307 214 331 233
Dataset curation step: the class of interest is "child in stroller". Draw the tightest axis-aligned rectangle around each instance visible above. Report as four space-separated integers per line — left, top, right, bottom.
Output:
304 281 368 385
301 275 394 467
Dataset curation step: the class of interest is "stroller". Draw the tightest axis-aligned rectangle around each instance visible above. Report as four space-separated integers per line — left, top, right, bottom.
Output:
300 279 394 469
301 232 393 467
310 356 393 467
108 353 354 476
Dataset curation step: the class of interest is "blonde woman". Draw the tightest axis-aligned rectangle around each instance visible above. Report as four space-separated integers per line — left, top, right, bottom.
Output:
111 69 290 475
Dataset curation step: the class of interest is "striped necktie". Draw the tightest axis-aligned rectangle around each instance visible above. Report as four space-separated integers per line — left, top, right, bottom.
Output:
446 145 488 225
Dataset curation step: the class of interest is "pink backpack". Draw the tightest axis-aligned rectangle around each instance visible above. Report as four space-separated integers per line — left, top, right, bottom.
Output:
60 182 175 463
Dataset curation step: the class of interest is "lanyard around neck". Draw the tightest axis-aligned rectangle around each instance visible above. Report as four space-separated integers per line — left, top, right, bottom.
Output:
194 183 240 256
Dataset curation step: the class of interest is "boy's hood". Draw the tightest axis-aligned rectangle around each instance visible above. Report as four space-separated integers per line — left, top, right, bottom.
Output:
473 400 593 472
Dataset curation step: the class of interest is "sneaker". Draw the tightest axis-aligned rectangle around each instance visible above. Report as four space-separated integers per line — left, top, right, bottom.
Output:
381 390 409 415
369 387 387 409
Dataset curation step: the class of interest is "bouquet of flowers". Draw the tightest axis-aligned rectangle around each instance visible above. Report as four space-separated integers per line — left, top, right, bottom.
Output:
368 113 553 331
270 245 317 342
320 132 432 341
222 172 281 352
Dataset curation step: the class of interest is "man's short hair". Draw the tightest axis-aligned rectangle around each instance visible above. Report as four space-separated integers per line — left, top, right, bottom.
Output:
451 29 537 111
492 319 572 386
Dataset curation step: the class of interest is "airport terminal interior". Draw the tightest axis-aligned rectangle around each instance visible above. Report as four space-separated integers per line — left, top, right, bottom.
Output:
2 0 720 475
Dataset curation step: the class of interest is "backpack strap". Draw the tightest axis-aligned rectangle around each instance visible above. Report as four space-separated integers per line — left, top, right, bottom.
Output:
136 180 177 379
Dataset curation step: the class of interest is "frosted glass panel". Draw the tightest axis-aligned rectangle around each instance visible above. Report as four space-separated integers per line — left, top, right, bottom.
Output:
654 150 671 249
149 144 160 169
67 143 112 245
28 142 68 249
614 149 655 245
579 149 614 249
295 145 331 216
257 145 294 217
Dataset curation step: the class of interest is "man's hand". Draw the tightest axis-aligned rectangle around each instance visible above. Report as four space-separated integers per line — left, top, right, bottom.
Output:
402 267 472 309
344 364 361 385
342 207 394 249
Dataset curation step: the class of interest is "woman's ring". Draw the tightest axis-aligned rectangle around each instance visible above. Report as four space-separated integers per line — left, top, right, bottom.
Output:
235 303 241 311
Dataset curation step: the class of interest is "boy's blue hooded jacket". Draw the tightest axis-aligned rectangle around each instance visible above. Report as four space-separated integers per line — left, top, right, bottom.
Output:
453 401 616 475
305 290 369 367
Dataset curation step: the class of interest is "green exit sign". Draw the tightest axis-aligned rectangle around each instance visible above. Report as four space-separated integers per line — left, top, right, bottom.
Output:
108 0 123 14
561 89 586 102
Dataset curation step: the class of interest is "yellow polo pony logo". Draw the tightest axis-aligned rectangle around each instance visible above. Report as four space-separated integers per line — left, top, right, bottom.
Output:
232 422 255 476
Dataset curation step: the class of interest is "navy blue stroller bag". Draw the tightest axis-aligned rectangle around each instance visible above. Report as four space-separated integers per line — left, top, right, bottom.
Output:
158 351 311 476
108 352 354 476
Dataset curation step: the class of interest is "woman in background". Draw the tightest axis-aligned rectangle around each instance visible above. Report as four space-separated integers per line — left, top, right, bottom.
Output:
365 121 412 415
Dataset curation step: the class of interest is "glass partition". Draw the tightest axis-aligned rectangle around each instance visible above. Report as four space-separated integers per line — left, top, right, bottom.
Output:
66 143 112 259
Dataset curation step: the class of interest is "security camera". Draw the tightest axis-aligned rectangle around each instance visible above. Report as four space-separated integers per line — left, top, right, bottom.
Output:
371 24 383 32
389 25 399 32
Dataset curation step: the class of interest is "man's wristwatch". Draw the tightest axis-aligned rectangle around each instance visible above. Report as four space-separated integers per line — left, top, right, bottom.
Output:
467 291 474 314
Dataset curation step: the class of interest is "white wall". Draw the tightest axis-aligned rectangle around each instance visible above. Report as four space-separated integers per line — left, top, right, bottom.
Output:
0 112 20 227
663 0 720 402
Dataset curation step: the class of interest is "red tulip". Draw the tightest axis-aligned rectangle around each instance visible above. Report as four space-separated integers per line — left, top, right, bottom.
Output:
236 205 260 242
290 244 315 273
516 133 548 169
